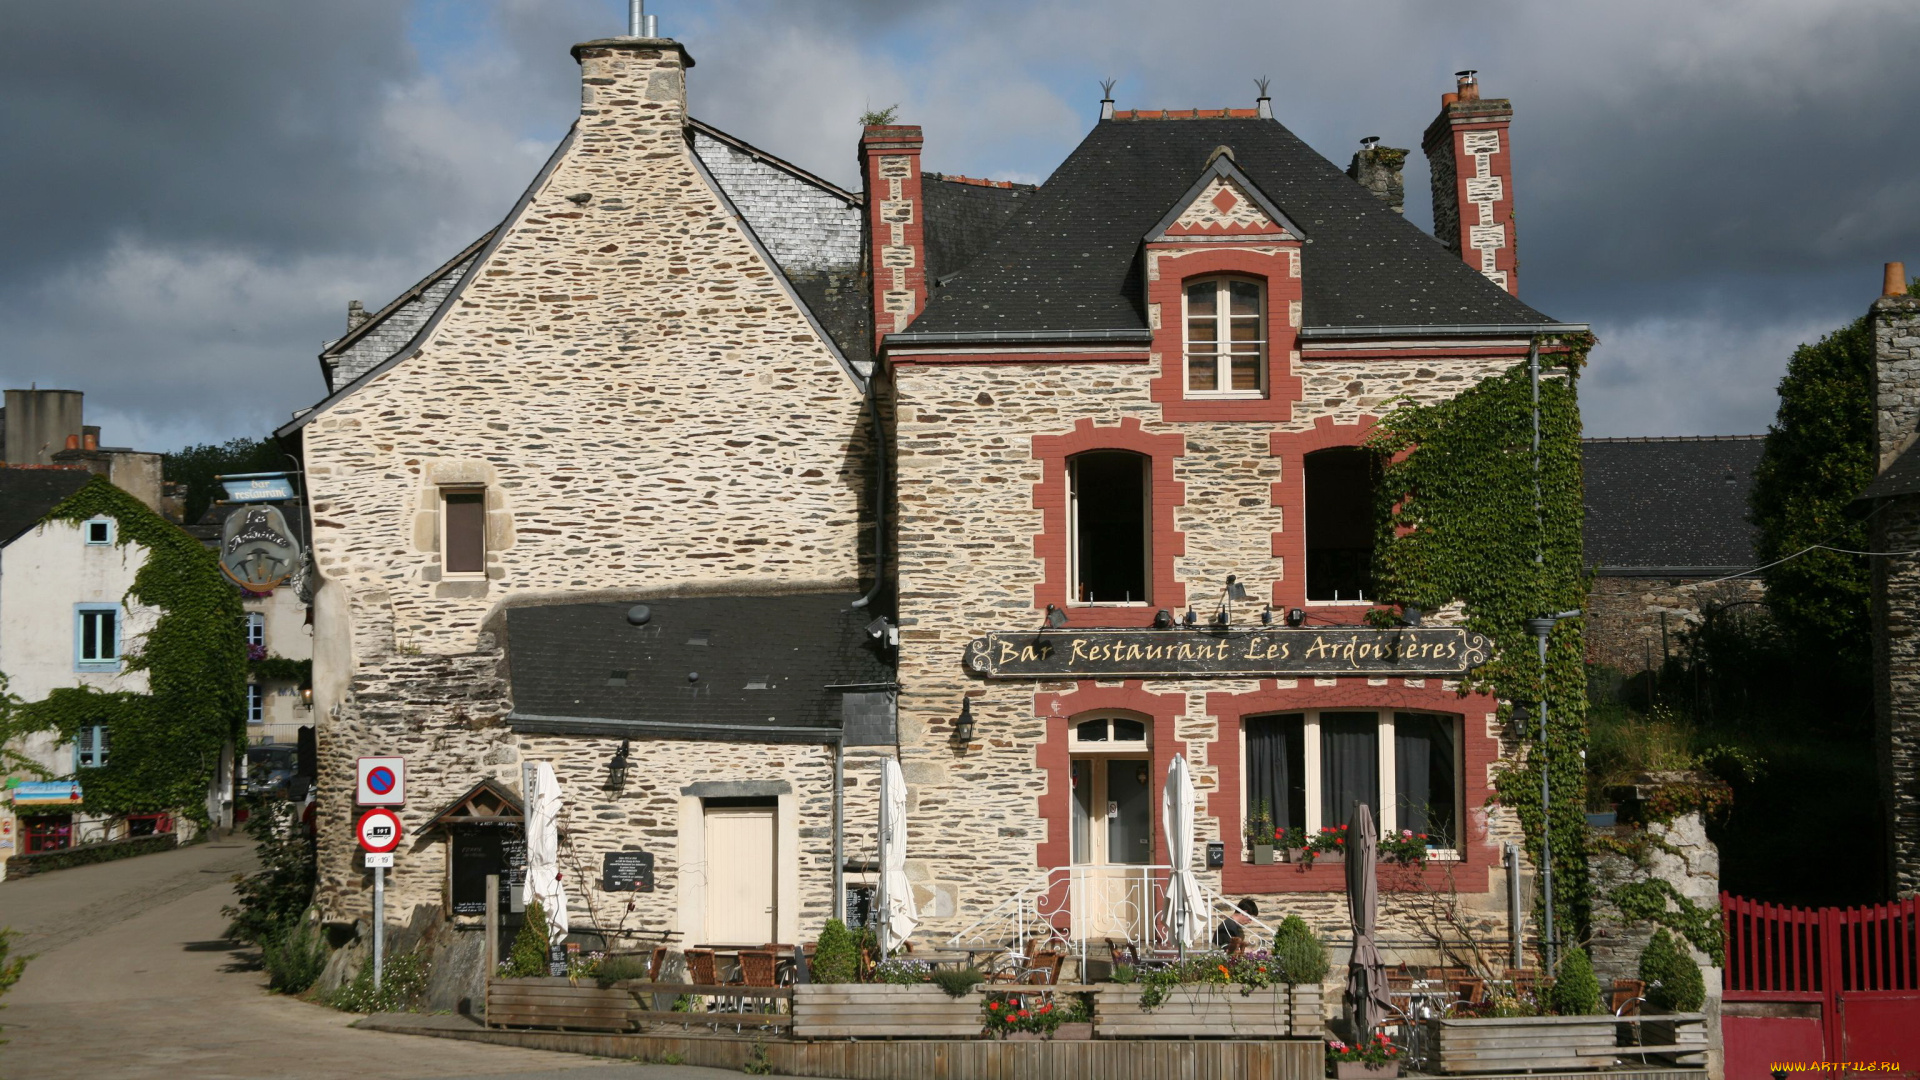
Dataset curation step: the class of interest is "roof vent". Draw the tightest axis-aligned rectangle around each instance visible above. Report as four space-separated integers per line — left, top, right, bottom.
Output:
1099 78 1117 121
1254 77 1272 120
1454 69 1479 102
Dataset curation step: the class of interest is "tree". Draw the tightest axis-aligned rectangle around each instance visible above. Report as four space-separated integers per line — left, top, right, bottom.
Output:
163 436 288 525
1749 312 1884 728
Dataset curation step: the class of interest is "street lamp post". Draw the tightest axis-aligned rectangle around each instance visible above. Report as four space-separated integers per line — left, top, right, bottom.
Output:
1524 609 1580 976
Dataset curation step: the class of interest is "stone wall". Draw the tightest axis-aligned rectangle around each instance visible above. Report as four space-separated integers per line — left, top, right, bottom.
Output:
302 37 872 921
324 248 483 393
1870 293 1920 899
1585 575 1766 674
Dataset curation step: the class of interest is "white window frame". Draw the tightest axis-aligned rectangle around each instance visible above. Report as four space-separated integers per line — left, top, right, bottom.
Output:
74 604 121 671
1067 712 1154 866
439 486 488 579
1238 709 1464 857
1182 275 1267 398
83 516 115 546
243 612 266 648
246 683 265 724
1066 451 1152 607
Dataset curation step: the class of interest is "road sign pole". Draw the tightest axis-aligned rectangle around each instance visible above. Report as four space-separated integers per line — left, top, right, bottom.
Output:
374 864 385 990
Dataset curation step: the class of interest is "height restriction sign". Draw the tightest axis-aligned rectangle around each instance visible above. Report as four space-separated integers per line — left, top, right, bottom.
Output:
357 807 403 853
356 756 406 805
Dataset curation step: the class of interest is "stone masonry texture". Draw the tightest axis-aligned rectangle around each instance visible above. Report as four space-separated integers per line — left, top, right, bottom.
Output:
1584 576 1765 675
1872 295 1920 898
302 39 871 923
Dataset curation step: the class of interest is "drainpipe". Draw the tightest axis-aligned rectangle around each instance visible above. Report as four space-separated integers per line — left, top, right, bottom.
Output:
852 385 886 610
1506 842 1523 967
832 739 845 922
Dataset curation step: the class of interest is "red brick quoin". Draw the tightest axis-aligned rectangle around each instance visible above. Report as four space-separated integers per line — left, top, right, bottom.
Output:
1202 678 1499 894
1031 417 1186 627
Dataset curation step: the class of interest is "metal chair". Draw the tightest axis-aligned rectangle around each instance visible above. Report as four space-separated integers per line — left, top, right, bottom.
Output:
1017 950 1064 986
1609 979 1646 1016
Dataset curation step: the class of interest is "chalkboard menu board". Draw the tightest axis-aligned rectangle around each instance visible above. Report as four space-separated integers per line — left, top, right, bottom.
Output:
602 850 654 892
450 826 526 916
844 884 876 929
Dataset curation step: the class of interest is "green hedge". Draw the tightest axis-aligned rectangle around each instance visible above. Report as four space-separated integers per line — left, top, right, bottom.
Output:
10 832 177 877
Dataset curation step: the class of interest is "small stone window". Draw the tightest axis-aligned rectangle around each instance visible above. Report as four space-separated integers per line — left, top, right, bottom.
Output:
247 683 265 724
1184 276 1265 396
1069 451 1150 605
243 612 265 648
1304 447 1379 603
75 724 110 769
440 488 487 577
75 604 121 671
83 516 114 545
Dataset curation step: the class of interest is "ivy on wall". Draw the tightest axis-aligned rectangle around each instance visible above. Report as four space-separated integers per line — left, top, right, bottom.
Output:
24 476 246 823
1367 343 1593 942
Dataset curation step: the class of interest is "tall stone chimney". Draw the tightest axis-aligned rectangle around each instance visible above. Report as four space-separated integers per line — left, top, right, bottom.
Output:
1422 70 1518 295
860 125 927 353
570 34 694 151
1874 262 1920 472
1347 138 1408 214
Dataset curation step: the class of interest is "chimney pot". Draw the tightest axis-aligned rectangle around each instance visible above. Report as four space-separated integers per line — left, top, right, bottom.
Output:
1455 69 1479 102
65 434 79 450
1441 91 1459 107
83 432 97 451
1886 262 1909 298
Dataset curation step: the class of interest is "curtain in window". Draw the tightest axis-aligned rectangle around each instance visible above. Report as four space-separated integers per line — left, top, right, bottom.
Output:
1244 714 1306 832
1320 712 1379 828
1394 713 1457 845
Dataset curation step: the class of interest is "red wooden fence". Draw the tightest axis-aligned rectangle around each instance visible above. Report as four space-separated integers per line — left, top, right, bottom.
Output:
1723 892 1920 1074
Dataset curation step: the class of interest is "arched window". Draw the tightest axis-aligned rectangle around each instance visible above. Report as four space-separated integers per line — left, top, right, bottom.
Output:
1184 276 1265 395
1068 714 1153 867
1069 451 1150 605
1304 447 1379 603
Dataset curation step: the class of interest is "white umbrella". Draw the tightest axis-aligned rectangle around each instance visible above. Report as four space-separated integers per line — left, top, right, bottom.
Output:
879 758 920 950
524 761 570 946
1161 754 1207 950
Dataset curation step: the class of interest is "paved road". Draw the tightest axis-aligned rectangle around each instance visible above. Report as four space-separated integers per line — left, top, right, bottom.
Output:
0 840 735 1080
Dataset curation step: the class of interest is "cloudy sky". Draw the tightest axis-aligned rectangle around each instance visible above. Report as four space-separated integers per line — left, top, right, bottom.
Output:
3 0 1916 451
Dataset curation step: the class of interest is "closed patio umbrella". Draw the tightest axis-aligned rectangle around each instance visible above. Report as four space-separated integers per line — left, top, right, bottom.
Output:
879 757 920 952
525 761 570 946
1344 802 1392 1041
1161 754 1207 951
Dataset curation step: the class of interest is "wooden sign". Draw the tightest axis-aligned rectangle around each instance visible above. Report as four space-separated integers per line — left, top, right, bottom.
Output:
964 626 1493 680
602 850 655 892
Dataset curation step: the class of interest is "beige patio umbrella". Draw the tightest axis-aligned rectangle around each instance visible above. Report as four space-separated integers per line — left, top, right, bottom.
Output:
1344 802 1392 1041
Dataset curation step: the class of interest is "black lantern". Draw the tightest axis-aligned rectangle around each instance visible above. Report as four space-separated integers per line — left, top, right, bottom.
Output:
952 697 976 745
606 739 632 791
1045 604 1069 630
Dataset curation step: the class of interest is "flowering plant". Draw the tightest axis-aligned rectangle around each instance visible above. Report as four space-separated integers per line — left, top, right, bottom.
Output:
1326 1032 1402 1065
1379 829 1432 866
870 956 933 985
981 991 1063 1036
1300 824 1348 865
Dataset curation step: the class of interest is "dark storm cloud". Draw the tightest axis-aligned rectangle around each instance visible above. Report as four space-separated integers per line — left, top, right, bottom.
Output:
1 0 1915 447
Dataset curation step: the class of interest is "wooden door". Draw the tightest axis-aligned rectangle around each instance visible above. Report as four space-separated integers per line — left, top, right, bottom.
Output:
705 805 776 945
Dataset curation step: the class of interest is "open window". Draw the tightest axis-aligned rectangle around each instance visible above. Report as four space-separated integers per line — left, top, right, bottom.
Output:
1069 451 1150 605
1304 447 1379 603
1184 276 1265 396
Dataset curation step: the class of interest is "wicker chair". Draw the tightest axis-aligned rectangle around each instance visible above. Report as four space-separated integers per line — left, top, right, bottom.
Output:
648 946 669 982
685 948 719 987
1018 950 1064 985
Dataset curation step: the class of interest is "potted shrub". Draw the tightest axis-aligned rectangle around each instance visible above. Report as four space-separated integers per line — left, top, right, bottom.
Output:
1276 825 1308 862
1378 829 1430 867
982 991 1063 1040
1054 992 1094 1041
1246 801 1277 864
1326 1033 1403 1079
1635 929 1708 1062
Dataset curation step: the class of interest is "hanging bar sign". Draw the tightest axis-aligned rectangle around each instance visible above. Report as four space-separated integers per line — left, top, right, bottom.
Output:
964 626 1493 679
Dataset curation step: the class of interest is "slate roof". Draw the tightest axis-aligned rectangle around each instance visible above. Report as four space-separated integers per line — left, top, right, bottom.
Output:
504 594 892 740
1859 443 1920 501
0 467 91 546
1582 437 1765 574
899 115 1555 341
923 175 1038 286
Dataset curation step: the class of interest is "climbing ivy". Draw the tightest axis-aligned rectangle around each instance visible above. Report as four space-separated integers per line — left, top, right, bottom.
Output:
1615 880 1725 966
1367 343 1593 943
23 475 246 823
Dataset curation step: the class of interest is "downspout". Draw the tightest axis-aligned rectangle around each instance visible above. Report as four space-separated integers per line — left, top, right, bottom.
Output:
851 383 886 609
832 738 845 922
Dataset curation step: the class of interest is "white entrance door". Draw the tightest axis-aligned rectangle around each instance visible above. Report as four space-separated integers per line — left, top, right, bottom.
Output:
705 804 776 945
1068 756 1152 941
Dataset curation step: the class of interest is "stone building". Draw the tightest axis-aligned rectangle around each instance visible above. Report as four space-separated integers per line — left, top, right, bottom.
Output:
287 30 1590 981
1858 263 1920 899
1581 436 1766 677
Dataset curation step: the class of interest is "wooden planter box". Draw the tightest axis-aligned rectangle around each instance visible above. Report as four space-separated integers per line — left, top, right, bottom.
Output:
1333 1063 1401 1080
1621 1008 1709 1066
1425 1014 1620 1074
485 977 635 1032
792 983 985 1039
1093 983 1322 1038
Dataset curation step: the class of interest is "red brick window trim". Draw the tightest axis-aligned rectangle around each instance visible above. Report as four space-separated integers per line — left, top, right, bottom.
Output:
1269 416 1393 620
1182 275 1266 397
1148 246 1302 423
1203 679 1497 893
1034 682 1189 870
1032 418 1186 627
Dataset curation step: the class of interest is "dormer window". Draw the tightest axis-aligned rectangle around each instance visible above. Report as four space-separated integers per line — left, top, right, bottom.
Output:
1184 277 1265 396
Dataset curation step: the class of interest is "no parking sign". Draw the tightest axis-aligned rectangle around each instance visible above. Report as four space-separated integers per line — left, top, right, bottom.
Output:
356 756 405 806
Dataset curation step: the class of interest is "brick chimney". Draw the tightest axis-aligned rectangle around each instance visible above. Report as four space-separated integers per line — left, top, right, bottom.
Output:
570 34 694 151
1422 70 1518 295
860 125 927 353
1347 137 1408 214
1873 262 1920 473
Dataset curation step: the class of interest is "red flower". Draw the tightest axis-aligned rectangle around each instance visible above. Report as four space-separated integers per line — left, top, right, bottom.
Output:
1039 1004 1052 1013
1018 1009 1029 1018
989 1002 1000 1011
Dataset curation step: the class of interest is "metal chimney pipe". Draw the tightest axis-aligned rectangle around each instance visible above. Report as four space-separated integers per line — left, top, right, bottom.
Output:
628 0 643 36
645 13 658 36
